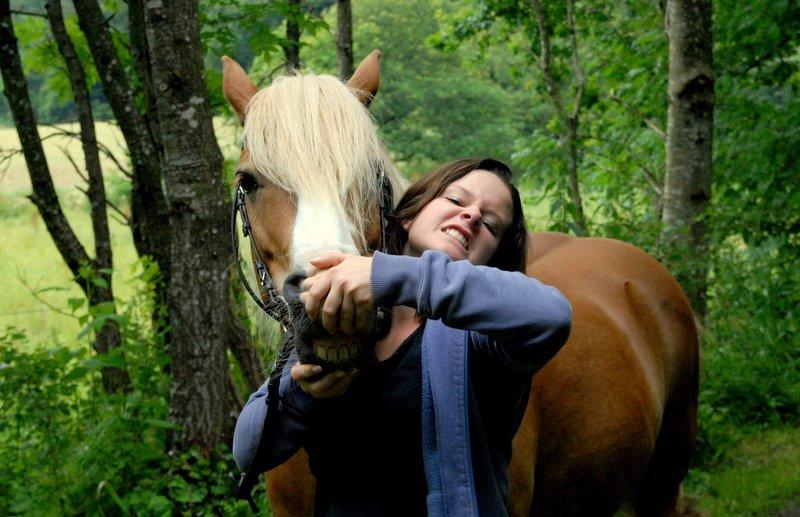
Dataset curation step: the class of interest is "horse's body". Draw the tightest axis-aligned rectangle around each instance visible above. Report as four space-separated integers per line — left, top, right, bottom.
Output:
223 51 698 516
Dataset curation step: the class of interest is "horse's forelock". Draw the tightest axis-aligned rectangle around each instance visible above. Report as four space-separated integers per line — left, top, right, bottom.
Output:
243 71 406 251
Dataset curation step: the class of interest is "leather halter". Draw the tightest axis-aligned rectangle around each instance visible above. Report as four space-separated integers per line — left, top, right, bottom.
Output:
232 185 292 330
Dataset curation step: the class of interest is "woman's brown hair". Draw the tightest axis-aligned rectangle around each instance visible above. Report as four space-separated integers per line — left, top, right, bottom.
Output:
387 158 528 273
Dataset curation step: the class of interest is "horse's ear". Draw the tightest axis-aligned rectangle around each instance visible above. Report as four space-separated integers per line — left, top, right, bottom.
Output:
347 49 381 107
222 56 258 124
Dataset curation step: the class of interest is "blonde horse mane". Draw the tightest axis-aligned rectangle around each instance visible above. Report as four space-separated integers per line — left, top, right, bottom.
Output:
243 71 407 249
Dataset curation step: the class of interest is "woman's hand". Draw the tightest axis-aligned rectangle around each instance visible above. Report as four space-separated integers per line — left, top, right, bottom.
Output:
290 362 359 398
300 252 374 335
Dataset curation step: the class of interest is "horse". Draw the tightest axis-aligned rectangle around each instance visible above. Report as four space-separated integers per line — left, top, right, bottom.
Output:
223 50 698 516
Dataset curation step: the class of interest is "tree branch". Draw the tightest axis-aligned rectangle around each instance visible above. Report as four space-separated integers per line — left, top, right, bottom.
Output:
1 0 92 287
609 94 666 140
530 0 566 119
10 9 45 18
566 0 585 121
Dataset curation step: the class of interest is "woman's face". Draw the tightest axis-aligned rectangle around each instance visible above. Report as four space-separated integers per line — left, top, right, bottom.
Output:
403 170 513 265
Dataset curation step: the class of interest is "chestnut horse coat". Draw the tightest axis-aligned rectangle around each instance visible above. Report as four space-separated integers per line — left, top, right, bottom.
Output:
266 233 699 516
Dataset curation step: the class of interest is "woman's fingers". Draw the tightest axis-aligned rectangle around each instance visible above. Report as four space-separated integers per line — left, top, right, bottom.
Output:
300 254 374 331
291 362 359 398
310 252 347 270
339 295 356 335
291 362 323 381
320 282 344 333
304 273 332 321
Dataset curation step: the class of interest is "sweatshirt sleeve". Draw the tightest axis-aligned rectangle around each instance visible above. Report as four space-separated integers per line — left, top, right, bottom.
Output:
232 350 315 472
371 250 572 372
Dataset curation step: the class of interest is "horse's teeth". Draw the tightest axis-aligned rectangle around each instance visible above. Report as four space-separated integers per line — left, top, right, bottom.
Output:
313 344 358 364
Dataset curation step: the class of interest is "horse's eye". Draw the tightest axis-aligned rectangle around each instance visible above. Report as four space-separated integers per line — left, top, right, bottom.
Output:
237 171 259 194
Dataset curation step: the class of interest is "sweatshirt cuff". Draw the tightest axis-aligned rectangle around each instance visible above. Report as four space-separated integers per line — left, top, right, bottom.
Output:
371 251 421 308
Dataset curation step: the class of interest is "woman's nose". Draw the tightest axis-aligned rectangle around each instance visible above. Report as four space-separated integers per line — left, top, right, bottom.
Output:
460 206 482 227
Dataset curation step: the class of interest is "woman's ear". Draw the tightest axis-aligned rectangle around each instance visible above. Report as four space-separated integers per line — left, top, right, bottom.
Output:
401 219 412 232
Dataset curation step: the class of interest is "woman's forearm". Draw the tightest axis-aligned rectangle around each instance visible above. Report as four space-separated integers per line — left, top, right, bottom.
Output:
371 250 572 362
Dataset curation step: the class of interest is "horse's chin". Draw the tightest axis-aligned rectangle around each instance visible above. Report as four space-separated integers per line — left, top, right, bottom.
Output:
283 271 384 371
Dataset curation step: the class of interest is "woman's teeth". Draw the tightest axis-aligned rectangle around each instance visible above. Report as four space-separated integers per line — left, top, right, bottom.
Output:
444 228 468 249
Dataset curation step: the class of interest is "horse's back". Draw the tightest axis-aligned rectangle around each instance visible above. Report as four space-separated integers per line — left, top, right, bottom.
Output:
509 232 699 516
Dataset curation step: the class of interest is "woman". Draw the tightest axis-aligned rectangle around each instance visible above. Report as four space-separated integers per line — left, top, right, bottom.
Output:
234 158 572 516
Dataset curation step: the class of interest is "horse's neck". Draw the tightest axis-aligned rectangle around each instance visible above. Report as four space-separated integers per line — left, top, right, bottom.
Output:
375 306 421 361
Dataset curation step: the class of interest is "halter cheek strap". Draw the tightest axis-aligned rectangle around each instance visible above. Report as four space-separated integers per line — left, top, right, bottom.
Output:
231 186 292 330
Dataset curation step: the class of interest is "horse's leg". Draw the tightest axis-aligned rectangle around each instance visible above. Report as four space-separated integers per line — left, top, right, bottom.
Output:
630 396 697 516
266 449 316 516
630 290 699 517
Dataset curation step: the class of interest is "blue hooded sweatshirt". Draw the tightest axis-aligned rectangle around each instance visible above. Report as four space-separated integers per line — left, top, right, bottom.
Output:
233 250 572 515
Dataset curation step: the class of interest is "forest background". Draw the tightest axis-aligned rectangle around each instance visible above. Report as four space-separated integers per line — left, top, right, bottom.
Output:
0 0 798 514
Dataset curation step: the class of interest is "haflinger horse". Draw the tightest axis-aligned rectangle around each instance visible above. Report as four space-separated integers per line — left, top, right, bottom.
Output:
223 50 699 516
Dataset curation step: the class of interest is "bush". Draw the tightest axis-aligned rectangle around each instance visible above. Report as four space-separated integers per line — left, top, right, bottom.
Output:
695 236 800 465
0 260 262 515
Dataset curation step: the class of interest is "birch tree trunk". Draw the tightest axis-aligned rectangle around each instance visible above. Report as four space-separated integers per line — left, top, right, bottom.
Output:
143 0 240 451
336 0 353 80
662 0 714 316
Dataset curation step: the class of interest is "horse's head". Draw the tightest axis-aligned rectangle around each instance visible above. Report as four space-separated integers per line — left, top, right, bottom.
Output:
223 51 406 366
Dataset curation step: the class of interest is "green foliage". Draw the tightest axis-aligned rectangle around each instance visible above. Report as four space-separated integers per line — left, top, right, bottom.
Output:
696 236 800 464
0 260 260 515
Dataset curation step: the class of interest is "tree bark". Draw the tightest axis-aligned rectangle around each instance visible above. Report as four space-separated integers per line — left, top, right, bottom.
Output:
662 0 714 317
143 0 241 451
530 0 588 235
72 0 171 285
284 0 302 70
335 0 353 80
2 0 129 393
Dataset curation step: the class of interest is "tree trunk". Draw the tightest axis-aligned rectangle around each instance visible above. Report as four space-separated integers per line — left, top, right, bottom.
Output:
530 0 588 235
1 0 129 393
72 0 171 286
143 0 241 451
336 0 353 80
46 0 129 393
662 0 714 317
284 0 302 70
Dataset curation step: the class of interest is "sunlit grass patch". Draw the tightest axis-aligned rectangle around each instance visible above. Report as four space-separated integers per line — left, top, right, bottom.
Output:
686 427 800 516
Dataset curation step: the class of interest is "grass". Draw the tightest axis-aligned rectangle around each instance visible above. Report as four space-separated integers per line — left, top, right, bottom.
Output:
0 118 242 348
686 427 800 516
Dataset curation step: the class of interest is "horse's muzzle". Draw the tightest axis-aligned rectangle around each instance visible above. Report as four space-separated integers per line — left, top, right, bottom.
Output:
283 271 387 371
